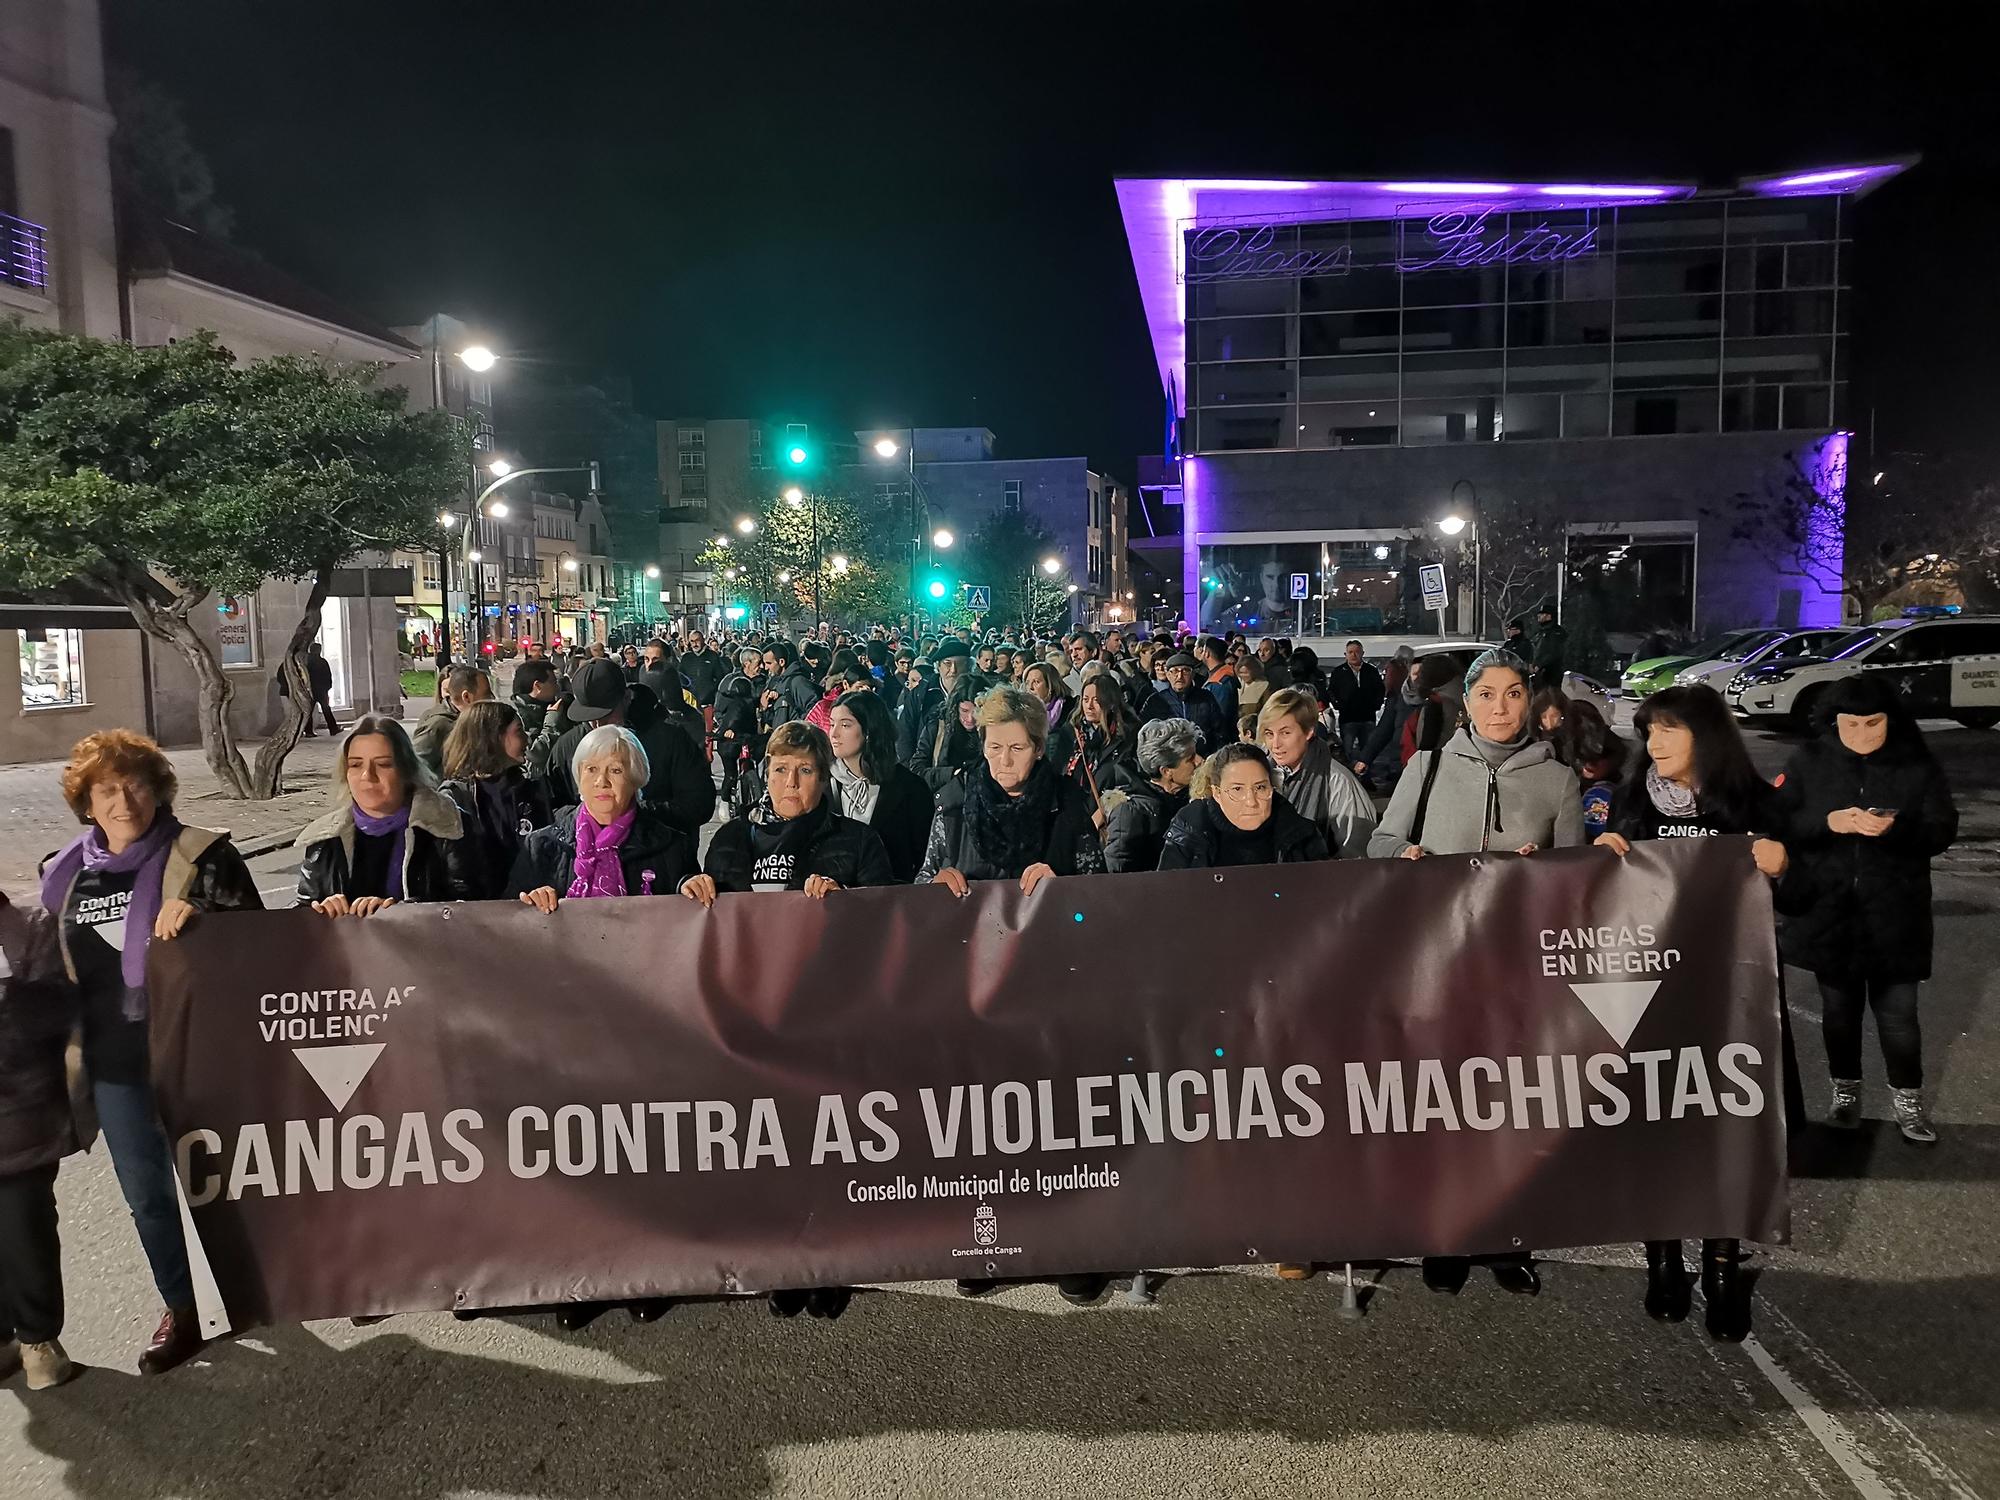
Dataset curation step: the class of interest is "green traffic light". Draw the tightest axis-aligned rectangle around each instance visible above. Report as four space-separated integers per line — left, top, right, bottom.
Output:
786 445 809 465
928 579 948 600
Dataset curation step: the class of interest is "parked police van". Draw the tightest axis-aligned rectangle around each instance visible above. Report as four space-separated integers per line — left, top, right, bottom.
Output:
1728 609 2000 729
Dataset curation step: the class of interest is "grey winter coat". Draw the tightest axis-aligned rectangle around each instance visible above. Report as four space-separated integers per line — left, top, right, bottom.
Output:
1369 729 1584 857
1274 734 1376 858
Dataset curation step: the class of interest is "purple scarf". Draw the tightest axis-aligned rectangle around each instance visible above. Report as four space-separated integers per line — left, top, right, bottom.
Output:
40 811 182 998
351 804 410 899
567 804 635 899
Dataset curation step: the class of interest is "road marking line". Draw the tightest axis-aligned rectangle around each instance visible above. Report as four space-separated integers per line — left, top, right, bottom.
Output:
1740 1333 1900 1500
1759 1299 1986 1500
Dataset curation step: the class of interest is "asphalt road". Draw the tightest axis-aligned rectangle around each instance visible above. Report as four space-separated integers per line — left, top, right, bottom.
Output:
4 718 1997 1499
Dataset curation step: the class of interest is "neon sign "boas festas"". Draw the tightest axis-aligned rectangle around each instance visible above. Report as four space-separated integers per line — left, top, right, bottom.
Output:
1185 210 1599 283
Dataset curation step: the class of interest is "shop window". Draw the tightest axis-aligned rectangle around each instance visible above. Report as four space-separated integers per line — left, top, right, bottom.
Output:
20 628 87 710
216 594 258 667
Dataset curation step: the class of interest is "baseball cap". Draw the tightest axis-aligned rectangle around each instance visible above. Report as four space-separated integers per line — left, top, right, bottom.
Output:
568 659 627 721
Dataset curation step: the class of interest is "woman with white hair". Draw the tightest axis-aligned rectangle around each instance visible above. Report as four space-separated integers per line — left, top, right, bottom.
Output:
1102 717 1201 873
507 725 700 911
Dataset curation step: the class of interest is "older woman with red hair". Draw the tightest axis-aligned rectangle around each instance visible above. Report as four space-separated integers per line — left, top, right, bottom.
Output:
39 730 261 1375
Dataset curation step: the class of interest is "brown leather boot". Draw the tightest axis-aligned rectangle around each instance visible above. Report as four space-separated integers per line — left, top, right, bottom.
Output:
139 1307 205 1376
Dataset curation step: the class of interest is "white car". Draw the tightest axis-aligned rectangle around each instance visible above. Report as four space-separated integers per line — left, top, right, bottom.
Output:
1679 627 1856 692
1729 615 2000 728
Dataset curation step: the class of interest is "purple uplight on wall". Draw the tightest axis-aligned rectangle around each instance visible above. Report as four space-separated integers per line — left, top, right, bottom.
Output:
1802 431 1849 628
1180 455 1202 630
1742 162 1909 198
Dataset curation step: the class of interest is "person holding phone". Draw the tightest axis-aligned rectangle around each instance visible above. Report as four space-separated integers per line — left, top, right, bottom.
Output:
1772 675 1958 1146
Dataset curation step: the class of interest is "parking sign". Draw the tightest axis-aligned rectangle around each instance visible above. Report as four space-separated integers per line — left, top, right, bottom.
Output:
1289 572 1310 601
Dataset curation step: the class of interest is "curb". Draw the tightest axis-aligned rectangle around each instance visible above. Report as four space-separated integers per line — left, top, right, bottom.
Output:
235 829 305 861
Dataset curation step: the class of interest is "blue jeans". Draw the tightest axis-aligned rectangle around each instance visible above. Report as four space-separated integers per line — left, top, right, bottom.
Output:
93 1078 195 1310
1339 720 1370 765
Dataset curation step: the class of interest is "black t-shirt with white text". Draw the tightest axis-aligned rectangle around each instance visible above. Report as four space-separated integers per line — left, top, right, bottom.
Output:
61 866 149 1083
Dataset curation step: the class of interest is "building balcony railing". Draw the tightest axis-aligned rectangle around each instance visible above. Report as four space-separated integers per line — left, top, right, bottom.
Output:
2 212 51 293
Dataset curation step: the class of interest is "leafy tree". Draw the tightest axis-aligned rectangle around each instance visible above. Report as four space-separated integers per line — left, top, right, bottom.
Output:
0 326 466 798
960 508 1066 633
696 481 905 630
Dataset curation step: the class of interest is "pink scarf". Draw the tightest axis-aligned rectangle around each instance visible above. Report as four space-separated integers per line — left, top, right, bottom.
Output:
566 804 635 899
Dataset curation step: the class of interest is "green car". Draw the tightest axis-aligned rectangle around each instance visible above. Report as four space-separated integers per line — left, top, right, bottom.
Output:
1618 630 1769 698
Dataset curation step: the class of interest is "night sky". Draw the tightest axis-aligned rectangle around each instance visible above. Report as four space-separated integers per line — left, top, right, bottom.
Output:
103 1 2000 483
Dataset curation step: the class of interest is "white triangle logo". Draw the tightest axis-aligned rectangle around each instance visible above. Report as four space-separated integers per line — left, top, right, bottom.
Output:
1569 980 1662 1048
96 917 128 952
291 1043 385 1111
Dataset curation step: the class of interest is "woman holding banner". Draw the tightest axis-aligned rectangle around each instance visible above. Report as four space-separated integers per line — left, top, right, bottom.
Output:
689 721 893 903
1368 650 1580 1299
509 726 700 911
43 730 262 1375
296 717 481 914
1595 683 1797 1342
1157 743 1330 870
919 685 1106 898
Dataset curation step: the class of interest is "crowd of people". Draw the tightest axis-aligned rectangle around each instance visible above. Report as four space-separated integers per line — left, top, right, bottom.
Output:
0 616 1960 1389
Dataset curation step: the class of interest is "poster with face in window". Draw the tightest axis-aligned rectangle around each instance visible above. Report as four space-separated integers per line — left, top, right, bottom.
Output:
216 595 256 666
1199 544 1327 634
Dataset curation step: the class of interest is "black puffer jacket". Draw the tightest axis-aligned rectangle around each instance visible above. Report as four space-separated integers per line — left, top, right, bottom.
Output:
714 671 763 746
504 802 699 899
1141 681 1232 753
1773 735 1958 981
917 760 1106 883
1157 795 1331 869
1102 779 1188 873
294 788 483 905
441 769 555 898
763 661 822 729
0 895 88 1175
703 797 895 892
680 647 728 706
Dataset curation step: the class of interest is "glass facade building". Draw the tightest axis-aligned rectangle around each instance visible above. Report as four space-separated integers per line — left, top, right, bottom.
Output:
1118 168 1902 640
1187 195 1848 455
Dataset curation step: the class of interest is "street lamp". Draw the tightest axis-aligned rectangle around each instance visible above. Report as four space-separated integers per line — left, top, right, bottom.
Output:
873 437 901 459
1041 557 1062 576
831 555 849 575
458 345 497 372
933 528 955 549
468 549 483 562
784 487 804 508
735 516 757 535
486 457 513 477
486 500 508 518
1437 514 1467 536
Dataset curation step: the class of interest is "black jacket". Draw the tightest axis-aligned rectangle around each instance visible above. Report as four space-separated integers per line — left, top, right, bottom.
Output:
306 653 334 697
841 763 936 884
703 797 895 892
512 691 552 738
680 647 728 706
714 671 762 746
1772 736 1958 981
764 661 822 729
895 679 939 765
1142 681 1232 753
917 761 1106 883
1102 779 1188 873
504 802 700 899
441 769 555 898
0 895 87 1175
1157 795 1331 869
294 788 482 905
539 715 716 837
1330 662 1385 725
1063 722 1138 799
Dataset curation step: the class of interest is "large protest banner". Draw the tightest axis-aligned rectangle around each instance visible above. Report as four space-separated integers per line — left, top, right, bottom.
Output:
148 838 1787 1325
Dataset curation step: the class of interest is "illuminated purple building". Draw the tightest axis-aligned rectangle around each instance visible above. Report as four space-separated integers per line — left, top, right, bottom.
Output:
1115 165 1908 643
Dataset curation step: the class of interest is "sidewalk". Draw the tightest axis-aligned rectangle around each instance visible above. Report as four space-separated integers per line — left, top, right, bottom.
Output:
0 717 407 898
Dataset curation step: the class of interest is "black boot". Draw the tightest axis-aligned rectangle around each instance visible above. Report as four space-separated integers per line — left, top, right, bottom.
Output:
768 1289 810 1318
1421 1257 1470 1294
1055 1274 1110 1306
554 1301 612 1332
955 1279 1001 1298
1644 1240 1691 1322
1489 1257 1540 1296
805 1287 852 1320
1701 1239 1751 1343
